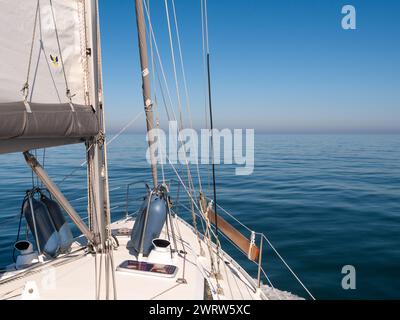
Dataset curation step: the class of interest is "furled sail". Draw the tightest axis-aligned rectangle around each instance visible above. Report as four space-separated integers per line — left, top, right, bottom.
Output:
0 0 99 154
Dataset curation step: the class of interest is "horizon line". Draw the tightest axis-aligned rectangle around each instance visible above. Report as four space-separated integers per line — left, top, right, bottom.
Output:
105 129 400 135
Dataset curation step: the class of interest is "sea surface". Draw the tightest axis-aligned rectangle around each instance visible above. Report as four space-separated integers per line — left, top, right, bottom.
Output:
0 134 399 300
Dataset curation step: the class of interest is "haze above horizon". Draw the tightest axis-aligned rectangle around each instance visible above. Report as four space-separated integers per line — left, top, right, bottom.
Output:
99 0 400 134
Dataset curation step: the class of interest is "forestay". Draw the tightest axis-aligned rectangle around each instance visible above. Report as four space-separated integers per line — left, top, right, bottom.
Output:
0 0 99 153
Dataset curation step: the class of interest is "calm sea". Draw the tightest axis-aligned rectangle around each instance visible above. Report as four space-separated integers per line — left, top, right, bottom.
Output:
0 134 399 299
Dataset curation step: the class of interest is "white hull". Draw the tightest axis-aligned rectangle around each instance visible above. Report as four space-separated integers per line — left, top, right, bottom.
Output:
0 215 301 300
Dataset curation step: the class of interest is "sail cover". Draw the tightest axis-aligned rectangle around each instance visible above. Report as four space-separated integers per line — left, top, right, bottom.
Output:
0 0 99 153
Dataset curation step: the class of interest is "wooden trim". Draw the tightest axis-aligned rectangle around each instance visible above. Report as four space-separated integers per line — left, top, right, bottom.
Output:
207 209 259 262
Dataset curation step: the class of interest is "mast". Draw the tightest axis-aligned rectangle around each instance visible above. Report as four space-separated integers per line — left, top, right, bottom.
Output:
87 0 117 300
134 0 158 188
86 0 110 250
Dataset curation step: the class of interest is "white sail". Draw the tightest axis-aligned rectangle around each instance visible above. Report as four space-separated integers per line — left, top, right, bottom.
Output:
0 0 99 154
0 0 89 105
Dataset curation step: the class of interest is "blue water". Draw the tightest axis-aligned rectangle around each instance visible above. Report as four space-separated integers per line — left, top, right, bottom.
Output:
0 134 399 299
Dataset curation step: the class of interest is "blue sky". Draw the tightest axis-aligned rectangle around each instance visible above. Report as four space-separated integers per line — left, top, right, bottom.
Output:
99 0 400 133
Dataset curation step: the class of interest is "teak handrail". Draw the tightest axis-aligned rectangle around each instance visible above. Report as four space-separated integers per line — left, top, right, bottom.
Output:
207 209 259 262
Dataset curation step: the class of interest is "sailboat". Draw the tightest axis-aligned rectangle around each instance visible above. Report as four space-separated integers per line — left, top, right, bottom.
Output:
0 0 313 300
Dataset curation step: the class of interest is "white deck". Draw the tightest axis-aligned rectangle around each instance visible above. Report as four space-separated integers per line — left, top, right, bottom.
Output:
0 215 288 300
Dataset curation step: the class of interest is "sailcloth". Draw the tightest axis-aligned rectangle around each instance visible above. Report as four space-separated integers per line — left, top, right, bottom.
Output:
0 0 99 153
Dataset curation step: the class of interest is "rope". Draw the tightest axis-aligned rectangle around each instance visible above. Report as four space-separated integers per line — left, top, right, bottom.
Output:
177 194 291 299
200 0 221 265
200 196 312 299
162 1 199 193
200 0 209 130
58 111 143 186
78 0 91 105
204 0 210 53
12 197 27 263
106 111 144 146
201 0 212 195
144 0 202 249
49 0 73 103
164 0 184 128
203 197 253 233
166 155 222 284
143 0 178 123
143 1 206 206
147 0 166 185
171 0 204 193
261 234 316 300
21 0 40 104
172 213 188 281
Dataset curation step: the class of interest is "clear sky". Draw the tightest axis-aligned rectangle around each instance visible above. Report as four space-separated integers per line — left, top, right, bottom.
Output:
99 0 400 134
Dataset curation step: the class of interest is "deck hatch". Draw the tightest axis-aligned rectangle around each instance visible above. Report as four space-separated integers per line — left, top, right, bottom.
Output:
117 260 178 278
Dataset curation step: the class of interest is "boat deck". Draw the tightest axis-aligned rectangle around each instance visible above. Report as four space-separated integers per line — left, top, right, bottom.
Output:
0 215 271 300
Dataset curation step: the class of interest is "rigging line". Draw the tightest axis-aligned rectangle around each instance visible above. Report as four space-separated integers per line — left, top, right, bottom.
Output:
142 1 184 141
170 206 221 295
143 0 191 189
142 0 177 123
94 246 98 299
161 1 200 208
22 0 40 100
49 0 72 101
167 150 222 286
143 0 182 128
105 247 110 299
40 148 47 188
163 0 184 128
58 111 143 186
106 111 144 146
163 0 198 195
166 155 203 218
0 248 87 287
87 147 109 299
150 283 181 300
107 247 118 299
203 196 253 233
259 267 276 292
155 69 172 121
142 2 201 234
168 11 205 247
167 163 220 261
261 234 316 300
207 53 220 253
210 225 275 292
143 0 196 193
176 202 209 235
219 244 235 299
171 0 203 193
34 149 39 186
200 0 209 129
42 148 46 170
147 0 166 184
31 164 35 188
166 154 221 269
172 216 187 278
80 0 91 105
58 143 94 186
201 0 220 258
86 147 93 231
35 4 62 104
201 0 212 196
204 0 210 53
